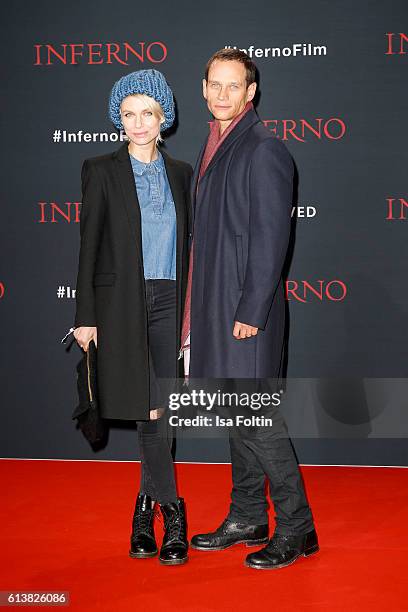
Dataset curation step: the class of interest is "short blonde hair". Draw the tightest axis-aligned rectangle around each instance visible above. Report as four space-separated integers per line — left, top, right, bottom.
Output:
121 93 165 145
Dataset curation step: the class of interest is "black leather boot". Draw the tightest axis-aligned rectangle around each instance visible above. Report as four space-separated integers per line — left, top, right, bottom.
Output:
159 498 188 565
191 517 269 551
245 528 319 569
129 493 158 558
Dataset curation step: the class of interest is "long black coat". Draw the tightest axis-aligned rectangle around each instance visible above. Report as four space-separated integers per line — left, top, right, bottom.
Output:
189 107 293 379
74 141 192 420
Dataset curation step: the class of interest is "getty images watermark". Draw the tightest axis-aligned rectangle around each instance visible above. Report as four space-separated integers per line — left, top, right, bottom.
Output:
156 378 408 439
167 388 282 428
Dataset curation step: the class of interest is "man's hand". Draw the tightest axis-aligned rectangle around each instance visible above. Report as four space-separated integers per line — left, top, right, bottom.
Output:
233 321 258 339
73 326 97 351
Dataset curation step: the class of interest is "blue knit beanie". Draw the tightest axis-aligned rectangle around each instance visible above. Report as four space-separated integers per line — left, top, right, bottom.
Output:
108 69 175 131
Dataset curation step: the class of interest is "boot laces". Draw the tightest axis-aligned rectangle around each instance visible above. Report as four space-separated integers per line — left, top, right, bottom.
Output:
218 518 232 534
165 513 185 541
133 505 154 535
268 533 293 551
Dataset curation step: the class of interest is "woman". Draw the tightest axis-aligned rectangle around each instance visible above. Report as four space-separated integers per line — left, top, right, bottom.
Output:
73 69 192 565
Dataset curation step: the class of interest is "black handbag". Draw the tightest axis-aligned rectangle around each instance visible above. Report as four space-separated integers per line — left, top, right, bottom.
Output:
71 339 108 446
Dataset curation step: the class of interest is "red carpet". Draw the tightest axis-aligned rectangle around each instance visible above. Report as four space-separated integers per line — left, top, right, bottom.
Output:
1 459 407 611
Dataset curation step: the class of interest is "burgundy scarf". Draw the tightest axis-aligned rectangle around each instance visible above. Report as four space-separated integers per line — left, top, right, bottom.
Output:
180 101 254 361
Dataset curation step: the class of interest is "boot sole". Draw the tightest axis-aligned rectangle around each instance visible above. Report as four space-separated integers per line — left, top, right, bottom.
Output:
129 550 158 559
159 556 188 565
245 545 320 569
191 537 269 551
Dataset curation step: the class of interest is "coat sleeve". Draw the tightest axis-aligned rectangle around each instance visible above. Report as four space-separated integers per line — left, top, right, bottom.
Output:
74 160 106 327
234 138 293 330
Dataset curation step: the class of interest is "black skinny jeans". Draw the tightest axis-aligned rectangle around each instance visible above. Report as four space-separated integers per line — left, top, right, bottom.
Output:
136 279 178 505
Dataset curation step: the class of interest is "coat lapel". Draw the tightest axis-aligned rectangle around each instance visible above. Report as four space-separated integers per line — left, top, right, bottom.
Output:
200 108 260 180
191 108 261 225
113 142 144 268
190 140 207 227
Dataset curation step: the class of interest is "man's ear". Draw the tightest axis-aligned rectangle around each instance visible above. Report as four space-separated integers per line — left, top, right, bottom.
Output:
247 82 257 102
202 78 208 100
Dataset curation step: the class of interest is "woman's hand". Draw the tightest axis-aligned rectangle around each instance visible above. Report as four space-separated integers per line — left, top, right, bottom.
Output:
73 326 97 351
149 408 165 420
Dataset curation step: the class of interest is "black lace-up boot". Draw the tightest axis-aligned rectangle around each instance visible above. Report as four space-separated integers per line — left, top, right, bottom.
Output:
245 529 319 569
191 517 269 551
129 493 158 558
159 498 188 565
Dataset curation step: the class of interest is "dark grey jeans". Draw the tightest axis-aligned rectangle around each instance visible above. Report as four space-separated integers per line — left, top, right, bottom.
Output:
136 279 177 505
228 401 315 535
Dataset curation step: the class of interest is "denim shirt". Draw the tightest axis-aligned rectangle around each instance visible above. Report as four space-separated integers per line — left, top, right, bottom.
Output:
129 149 176 280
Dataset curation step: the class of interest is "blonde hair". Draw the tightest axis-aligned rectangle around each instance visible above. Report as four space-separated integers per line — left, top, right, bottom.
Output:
121 93 165 145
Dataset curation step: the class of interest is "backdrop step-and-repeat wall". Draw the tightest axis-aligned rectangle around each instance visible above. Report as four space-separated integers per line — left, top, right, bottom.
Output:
1 0 407 465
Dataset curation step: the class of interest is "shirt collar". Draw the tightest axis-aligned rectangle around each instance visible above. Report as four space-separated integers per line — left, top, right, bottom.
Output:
129 148 164 176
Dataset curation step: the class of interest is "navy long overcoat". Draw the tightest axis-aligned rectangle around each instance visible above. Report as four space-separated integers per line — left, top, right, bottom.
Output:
189 107 293 379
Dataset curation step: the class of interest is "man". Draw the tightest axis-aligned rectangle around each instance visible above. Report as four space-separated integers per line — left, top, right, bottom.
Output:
181 48 318 569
